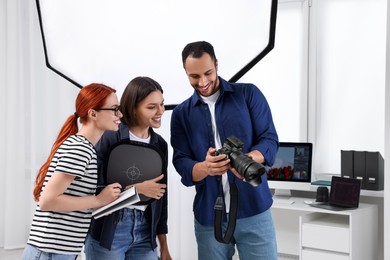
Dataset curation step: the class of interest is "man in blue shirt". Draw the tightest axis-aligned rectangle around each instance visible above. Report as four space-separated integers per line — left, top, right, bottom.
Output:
170 41 279 260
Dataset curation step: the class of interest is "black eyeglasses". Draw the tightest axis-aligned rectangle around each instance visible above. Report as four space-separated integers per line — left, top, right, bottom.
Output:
94 106 121 116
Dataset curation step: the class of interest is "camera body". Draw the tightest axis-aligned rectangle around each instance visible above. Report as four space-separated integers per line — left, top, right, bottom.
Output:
215 135 265 187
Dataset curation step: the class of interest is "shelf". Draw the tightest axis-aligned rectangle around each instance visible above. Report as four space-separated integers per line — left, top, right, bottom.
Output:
305 214 349 228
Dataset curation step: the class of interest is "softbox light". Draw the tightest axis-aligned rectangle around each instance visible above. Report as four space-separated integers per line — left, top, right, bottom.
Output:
36 0 277 107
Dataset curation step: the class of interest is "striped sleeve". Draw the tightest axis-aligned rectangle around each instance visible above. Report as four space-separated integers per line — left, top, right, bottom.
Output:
54 137 94 178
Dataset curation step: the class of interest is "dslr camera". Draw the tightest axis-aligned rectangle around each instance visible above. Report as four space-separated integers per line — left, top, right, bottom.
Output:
215 135 265 187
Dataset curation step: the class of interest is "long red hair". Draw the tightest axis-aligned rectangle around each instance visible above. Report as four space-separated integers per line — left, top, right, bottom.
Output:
33 83 116 202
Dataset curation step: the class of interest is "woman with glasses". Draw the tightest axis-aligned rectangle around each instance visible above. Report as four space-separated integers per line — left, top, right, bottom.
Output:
22 83 124 260
84 76 171 260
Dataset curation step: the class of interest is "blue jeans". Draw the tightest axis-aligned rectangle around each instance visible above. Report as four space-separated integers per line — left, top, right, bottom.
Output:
22 244 78 260
84 208 157 260
195 209 278 260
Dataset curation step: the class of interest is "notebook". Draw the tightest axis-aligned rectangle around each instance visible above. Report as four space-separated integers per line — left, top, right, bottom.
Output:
310 176 362 211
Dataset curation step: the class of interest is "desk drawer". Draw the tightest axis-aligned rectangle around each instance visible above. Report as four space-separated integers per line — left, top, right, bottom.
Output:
301 248 349 260
301 222 349 253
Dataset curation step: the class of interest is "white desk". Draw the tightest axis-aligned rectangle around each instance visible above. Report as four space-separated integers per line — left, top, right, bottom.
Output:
271 197 378 260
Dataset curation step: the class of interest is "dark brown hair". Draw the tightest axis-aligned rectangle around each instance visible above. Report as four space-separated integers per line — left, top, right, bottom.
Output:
181 41 217 68
120 76 163 127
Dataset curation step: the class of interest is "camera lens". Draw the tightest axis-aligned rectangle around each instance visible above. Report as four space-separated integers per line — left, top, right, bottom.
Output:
242 162 265 186
229 151 265 187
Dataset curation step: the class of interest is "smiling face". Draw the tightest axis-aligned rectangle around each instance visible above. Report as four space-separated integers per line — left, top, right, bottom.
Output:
134 90 165 130
184 53 220 97
95 92 122 131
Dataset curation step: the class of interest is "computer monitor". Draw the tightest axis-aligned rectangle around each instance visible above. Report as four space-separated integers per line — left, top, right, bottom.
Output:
266 142 313 199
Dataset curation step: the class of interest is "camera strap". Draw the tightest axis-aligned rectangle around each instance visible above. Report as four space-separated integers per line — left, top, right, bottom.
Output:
214 179 238 244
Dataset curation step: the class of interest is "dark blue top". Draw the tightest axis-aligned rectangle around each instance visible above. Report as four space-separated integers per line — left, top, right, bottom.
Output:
170 77 279 226
88 123 168 250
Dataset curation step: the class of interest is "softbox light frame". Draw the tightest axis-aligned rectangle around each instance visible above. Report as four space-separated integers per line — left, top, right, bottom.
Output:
35 0 278 109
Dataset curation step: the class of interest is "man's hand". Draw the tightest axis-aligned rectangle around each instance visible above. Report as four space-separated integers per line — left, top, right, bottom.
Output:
246 150 265 164
205 148 231 176
230 150 265 181
192 147 231 182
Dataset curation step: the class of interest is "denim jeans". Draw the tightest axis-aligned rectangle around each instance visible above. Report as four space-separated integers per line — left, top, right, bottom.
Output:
84 208 157 260
22 244 78 260
194 209 278 260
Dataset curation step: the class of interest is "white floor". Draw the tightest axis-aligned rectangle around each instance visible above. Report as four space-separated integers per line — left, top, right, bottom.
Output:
0 248 84 259
0 247 296 260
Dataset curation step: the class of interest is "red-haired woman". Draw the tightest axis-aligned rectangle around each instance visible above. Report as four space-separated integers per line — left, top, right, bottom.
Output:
22 83 123 260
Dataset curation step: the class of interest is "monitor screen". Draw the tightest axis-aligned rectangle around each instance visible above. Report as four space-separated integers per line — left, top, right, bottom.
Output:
266 142 313 195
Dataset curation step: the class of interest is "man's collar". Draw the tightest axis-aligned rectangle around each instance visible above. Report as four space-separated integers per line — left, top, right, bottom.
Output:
190 77 233 106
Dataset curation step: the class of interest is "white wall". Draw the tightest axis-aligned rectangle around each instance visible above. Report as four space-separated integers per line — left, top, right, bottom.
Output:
155 111 197 259
242 0 310 142
0 0 6 247
384 0 390 257
310 1 387 258
311 0 386 175
0 0 80 249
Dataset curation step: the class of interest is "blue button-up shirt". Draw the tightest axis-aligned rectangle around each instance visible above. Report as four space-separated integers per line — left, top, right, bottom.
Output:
171 77 279 226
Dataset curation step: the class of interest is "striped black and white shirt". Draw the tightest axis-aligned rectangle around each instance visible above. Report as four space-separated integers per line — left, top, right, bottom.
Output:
27 135 98 255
